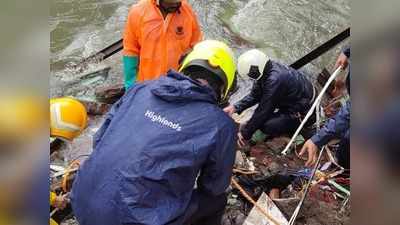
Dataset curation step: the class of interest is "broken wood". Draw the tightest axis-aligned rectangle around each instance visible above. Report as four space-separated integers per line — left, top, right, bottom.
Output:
243 192 289 225
233 168 259 175
231 178 281 225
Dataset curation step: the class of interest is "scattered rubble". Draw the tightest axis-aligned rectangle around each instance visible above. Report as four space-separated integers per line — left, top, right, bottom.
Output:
224 137 350 225
243 193 288 225
61 218 79 225
50 81 350 225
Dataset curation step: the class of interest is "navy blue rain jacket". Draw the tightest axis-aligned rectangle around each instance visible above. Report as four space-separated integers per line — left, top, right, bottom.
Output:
71 71 237 225
343 46 351 92
234 60 314 140
311 101 350 148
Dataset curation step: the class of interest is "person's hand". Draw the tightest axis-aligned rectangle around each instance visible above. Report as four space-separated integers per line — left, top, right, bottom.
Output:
299 139 320 167
237 132 248 148
334 52 349 70
331 79 346 98
223 105 236 117
53 193 70 210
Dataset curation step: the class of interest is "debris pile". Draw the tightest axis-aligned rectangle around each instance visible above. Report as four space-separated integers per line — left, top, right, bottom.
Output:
224 137 350 225
50 80 350 225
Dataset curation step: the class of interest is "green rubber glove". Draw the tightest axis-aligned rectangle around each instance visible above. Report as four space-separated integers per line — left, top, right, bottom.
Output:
123 56 139 89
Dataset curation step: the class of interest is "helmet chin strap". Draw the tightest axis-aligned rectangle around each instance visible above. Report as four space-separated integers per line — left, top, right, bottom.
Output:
248 65 263 81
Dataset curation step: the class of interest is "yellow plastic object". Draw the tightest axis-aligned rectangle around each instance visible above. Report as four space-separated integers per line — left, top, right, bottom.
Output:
180 40 236 98
50 192 57 206
0 96 46 140
50 218 59 225
50 97 88 141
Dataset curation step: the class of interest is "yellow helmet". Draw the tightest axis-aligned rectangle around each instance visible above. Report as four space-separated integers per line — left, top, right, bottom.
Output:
0 95 46 141
180 40 236 98
50 97 88 141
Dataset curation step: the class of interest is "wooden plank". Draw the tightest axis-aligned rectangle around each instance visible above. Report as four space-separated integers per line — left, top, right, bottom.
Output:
243 193 289 225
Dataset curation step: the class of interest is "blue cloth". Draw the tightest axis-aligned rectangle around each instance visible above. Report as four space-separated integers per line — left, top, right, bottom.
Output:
71 71 237 225
311 101 350 149
234 60 314 140
343 46 350 58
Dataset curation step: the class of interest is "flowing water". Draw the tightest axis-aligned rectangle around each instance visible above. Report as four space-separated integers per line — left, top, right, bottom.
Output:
50 0 350 100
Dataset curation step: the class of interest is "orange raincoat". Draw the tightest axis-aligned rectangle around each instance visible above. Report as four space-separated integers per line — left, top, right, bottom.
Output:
123 0 203 82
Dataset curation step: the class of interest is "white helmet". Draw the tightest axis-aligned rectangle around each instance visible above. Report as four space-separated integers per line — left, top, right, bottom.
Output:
237 49 270 80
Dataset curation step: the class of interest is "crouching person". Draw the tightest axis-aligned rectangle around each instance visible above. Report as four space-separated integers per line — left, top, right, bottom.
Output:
224 49 316 147
71 40 237 225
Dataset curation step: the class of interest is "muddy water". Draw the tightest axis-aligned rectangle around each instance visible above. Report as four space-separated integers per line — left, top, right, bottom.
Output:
50 0 350 100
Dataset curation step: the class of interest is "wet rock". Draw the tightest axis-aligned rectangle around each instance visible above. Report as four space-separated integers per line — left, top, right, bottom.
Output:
264 137 290 154
95 83 125 104
268 162 282 175
274 196 349 225
79 99 112 115
223 209 247 225
250 146 275 166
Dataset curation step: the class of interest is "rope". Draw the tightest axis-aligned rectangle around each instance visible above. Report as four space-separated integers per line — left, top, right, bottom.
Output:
231 178 282 225
232 168 259 175
288 146 325 225
62 160 80 193
282 67 343 155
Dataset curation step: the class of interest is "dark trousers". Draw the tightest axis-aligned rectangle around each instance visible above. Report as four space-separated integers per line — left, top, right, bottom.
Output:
182 191 227 225
259 112 315 140
337 138 350 170
260 113 299 138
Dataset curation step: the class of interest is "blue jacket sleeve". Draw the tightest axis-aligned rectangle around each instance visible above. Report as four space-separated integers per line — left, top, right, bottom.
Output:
311 101 350 148
343 46 350 58
241 77 281 140
234 81 263 114
197 121 237 196
123 56 138 89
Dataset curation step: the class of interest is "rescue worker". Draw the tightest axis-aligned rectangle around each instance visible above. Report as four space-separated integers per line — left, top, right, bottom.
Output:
50 97 88 225
300 48 351 169
224 49 316 147
300 101 350 169
71 40 237 225
50 97 88 142
332 46 350 97
123 0 203 89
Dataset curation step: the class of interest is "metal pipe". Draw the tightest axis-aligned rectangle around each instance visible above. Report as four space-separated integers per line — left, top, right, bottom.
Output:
282 67 343 155
288 146 326 225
